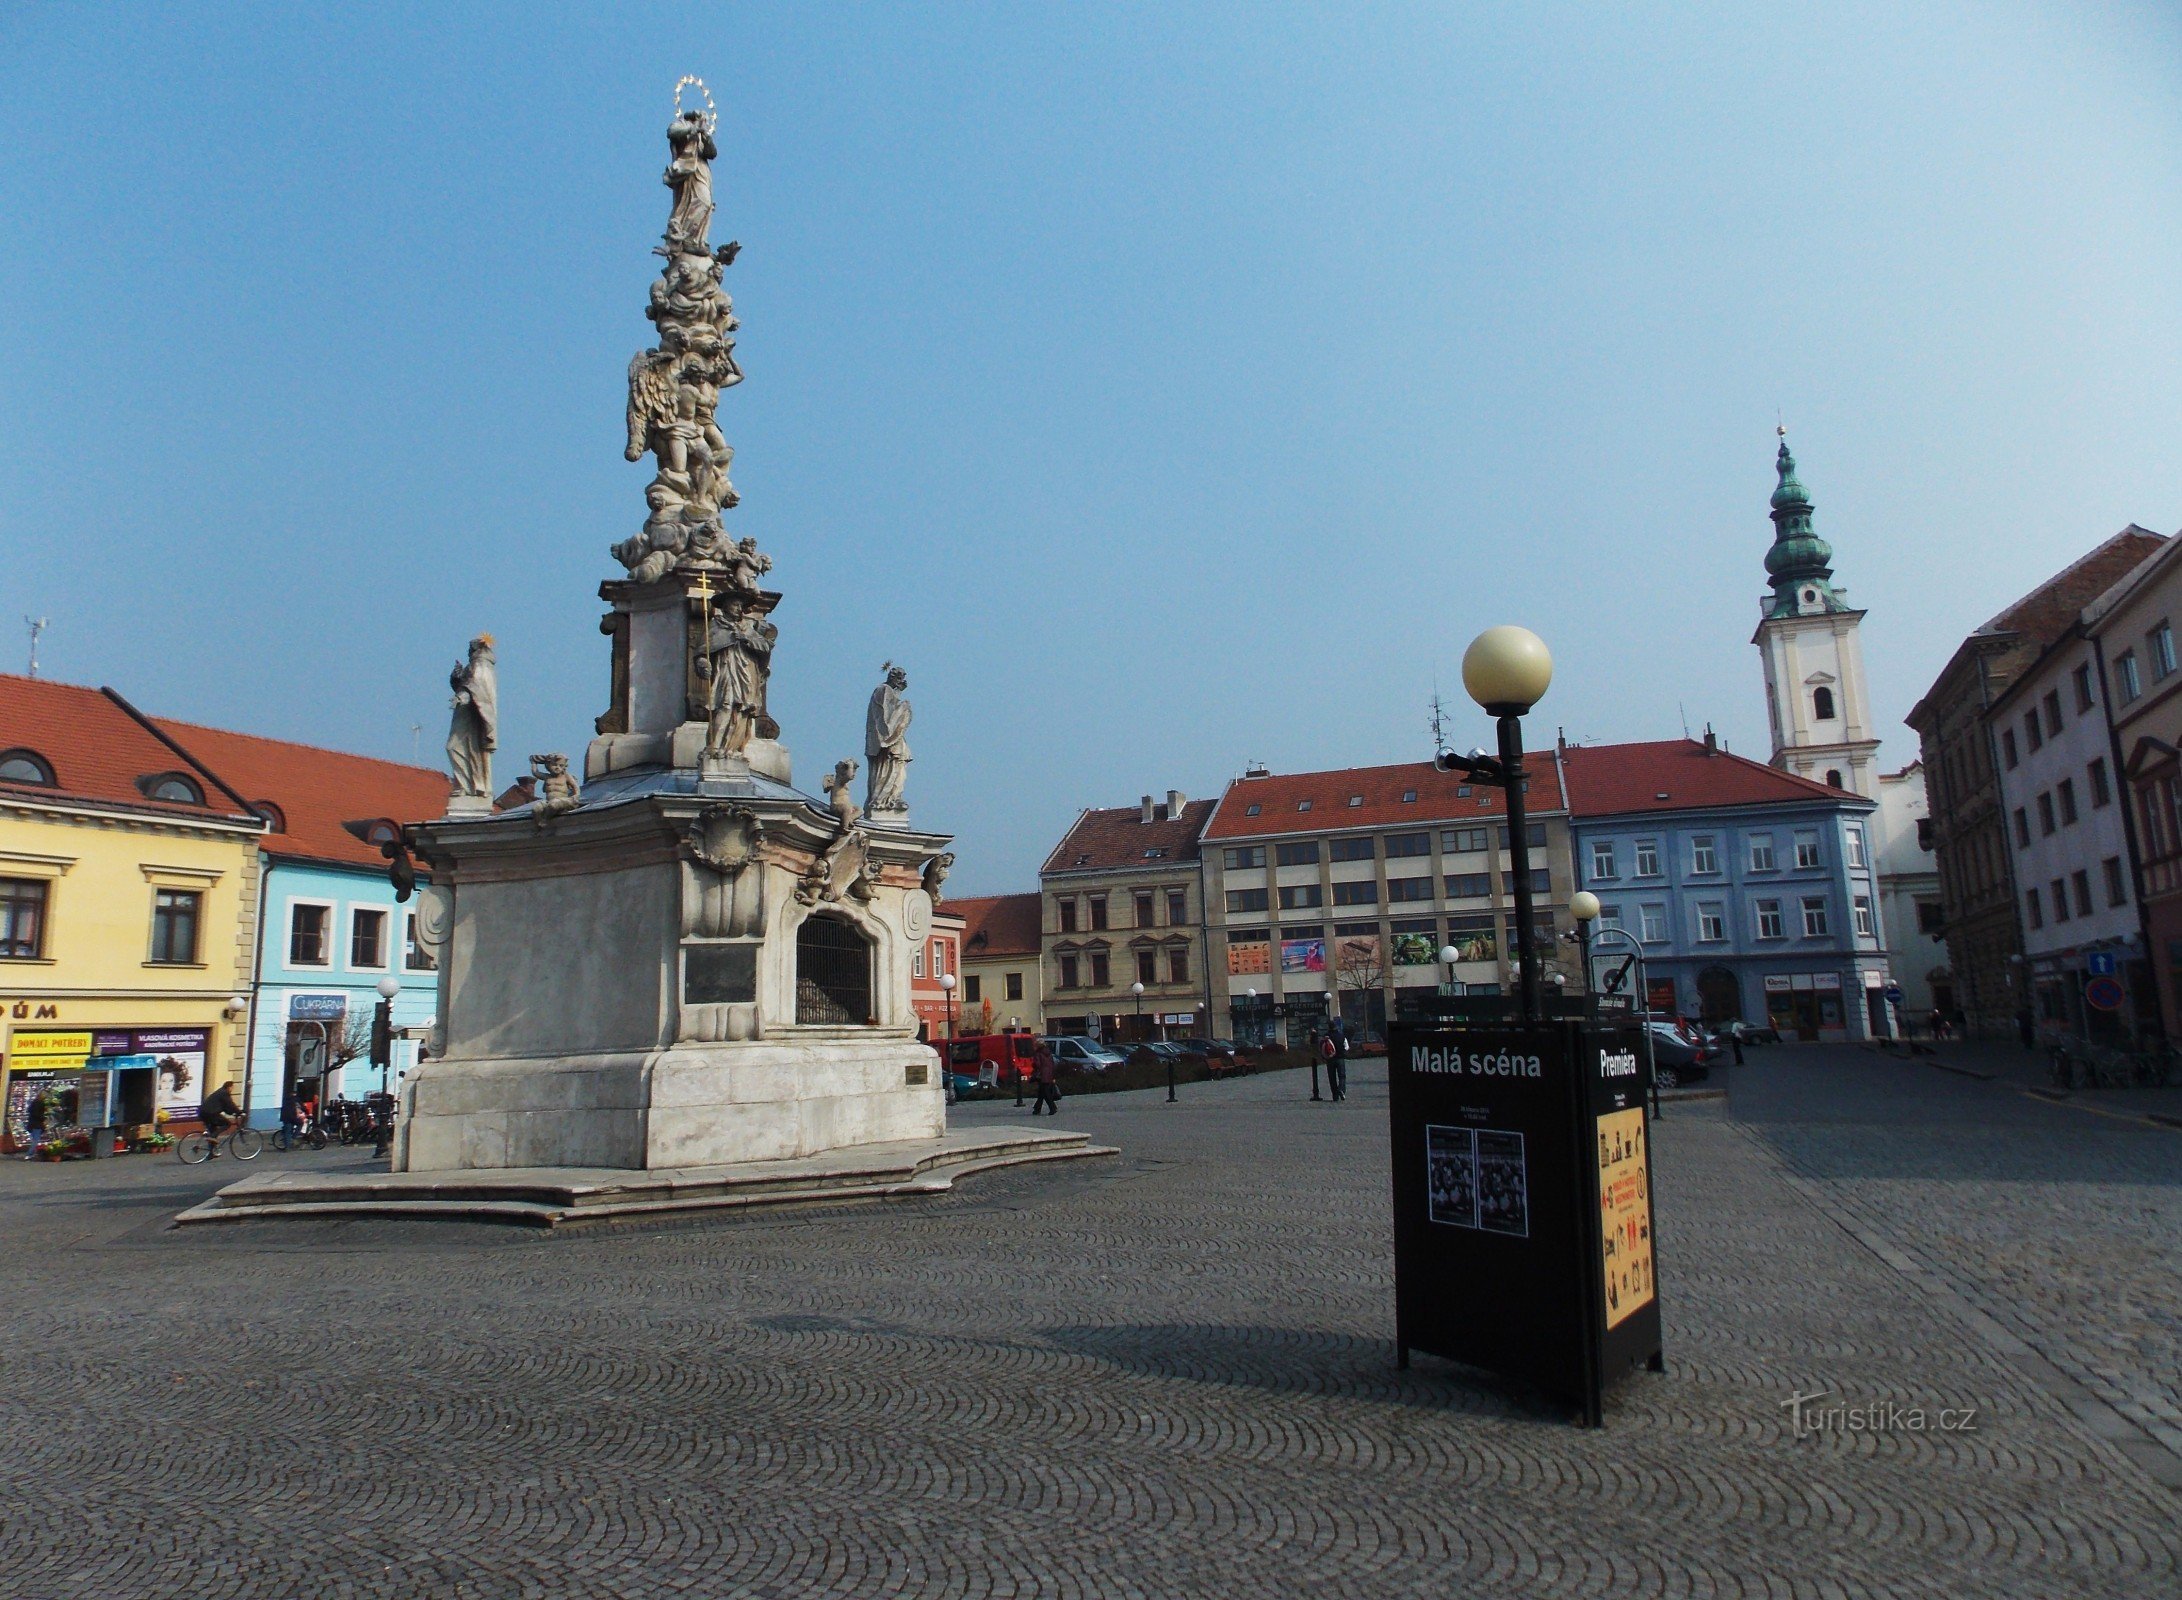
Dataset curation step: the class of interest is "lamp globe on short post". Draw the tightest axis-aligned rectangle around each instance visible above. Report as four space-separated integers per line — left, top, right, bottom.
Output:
939 973 958 1103
370 975 402 1156
1438 943 1459 998
1461 625 1554 1022
1569 891 1601 1018
1243 987 1258 1049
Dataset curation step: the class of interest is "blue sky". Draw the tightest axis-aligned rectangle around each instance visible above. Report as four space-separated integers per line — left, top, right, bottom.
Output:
4 3 2179 894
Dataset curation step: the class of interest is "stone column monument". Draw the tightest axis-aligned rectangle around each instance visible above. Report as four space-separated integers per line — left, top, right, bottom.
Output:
396 80 954 1173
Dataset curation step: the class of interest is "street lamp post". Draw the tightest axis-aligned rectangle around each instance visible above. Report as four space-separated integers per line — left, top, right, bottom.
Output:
1569 894 1660 1119
1440 626 1555 1022
370 975 400 1157
1243 986 1258 1048
1569 890 1599 1019
939 973 958 1104
1438 942 1460 998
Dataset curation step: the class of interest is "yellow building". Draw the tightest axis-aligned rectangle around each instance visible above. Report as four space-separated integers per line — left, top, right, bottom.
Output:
0 676 263 1143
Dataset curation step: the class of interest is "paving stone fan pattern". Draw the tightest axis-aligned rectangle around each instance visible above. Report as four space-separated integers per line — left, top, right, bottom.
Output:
0 1051 2175 1598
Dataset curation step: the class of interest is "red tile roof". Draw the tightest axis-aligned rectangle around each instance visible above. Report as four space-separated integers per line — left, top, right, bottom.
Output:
1559 739 1863 817
1204 758 1567 841
940 893 1042 956
0 674 255 823
1982 526 2166 645
152 718 450 869
1042 798 1218 875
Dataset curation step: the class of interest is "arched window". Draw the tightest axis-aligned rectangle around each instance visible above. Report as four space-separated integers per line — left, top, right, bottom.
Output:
0 749 54 786
795 914 873 1025
140 772 203 805
251 801 287 832
1813 686 1836 721
1826 770 1844 789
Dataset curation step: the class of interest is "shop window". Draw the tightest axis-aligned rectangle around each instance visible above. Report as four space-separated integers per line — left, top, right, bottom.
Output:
289 903 330 966
795 914 873 1024
149 889 201 964
351 908 387 969
1 877 49 959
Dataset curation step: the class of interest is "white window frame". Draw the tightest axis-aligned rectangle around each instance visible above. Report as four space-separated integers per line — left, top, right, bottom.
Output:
1696 904 1725 942
912 949 925 978
1755 899 1784 940
1794 835 1821 870
1690 837 1718 875
402 909 437 972
1590 840 1617 880
1844 827 1864 868
1633 840 1660 877
1801 896 1829 938
1853 895 1874 937
1639 904 1667 944
346 903 392 972
1749 836 1776 872
285 897 336 969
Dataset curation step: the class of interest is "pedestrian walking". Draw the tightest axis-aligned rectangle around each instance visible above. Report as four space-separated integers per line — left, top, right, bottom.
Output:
2016 1007 2035 1050
1029 1040 1061 1117
1324 1020 1349 1103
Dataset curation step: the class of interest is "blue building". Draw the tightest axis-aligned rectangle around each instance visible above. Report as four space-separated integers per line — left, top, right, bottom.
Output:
1561 736 1892 1041
150 719 450 1123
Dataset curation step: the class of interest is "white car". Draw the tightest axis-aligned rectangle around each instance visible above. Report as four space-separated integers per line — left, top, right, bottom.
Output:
1043 1037 1125 1073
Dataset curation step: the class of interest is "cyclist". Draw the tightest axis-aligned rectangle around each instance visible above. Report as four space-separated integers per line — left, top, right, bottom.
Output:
197 1081 243 1153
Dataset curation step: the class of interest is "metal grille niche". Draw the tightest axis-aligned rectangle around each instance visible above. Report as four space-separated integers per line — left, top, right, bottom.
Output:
796 914 873 1025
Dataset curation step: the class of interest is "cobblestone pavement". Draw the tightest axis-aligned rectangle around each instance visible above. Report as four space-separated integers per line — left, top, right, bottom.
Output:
1732 1042 2182 1484
1 1057 2175 1598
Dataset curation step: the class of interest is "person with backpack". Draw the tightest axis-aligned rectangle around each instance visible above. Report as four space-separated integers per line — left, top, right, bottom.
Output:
1322 1019 1349 1103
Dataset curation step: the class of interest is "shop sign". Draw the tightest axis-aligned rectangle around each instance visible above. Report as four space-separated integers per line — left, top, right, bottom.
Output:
1763 976 1792 993
3 1000 62 1021
8 1030 93 1061
1813 973 1843 992
289 993 348 1021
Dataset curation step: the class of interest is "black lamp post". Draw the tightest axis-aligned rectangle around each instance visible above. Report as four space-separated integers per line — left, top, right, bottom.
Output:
1569 890 1599 1018
939 973 958 1104
1438 626 1555 1023
370 975 399 1157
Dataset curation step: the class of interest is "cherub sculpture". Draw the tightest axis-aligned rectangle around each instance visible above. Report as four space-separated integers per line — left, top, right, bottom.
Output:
529 753 580 828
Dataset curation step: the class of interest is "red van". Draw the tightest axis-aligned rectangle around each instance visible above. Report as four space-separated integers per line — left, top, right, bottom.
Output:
946 1033 1040 1087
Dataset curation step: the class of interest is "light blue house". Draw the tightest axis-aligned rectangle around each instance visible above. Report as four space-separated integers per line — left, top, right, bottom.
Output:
150 719 450 1124
1561 737 1891 1041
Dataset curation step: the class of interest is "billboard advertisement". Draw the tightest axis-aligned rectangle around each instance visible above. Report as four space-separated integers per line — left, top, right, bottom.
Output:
1280 938 1326 974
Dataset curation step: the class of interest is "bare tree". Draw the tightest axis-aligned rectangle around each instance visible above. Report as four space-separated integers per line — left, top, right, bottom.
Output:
1334 935 1388 1027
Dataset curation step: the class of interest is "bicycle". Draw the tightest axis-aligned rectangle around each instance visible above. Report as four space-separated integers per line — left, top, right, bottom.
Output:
268 1119 328 1152
176 1123 264 1164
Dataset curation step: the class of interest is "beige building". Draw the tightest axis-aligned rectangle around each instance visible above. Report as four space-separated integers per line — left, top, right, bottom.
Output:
940 893 1043 1035
1040 792 1215 1042
1200 759 1578 1044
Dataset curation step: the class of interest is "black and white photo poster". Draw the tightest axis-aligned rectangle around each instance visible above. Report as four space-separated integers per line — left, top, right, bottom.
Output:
1425 1124 1527 1237
1425 1125 1477 1228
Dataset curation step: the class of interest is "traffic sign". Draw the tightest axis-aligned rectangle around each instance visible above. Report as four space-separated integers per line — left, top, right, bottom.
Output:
2084 975 2126 1012
2086 951 2118 978
1884 985 1904 1006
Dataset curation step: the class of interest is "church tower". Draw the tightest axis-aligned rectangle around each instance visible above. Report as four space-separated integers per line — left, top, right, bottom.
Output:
1753 431 1881 796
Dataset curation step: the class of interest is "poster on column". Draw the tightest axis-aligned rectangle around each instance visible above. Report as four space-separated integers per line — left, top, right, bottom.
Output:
1596 1106 1654 1329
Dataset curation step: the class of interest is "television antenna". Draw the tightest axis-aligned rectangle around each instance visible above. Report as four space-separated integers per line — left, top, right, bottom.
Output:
24 616 48 679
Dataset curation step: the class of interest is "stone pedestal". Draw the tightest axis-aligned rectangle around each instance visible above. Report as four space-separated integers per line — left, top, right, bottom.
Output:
399 767 953 1173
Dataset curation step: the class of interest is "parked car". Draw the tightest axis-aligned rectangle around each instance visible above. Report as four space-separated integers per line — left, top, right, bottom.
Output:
1175 1037 1254 1076
1043 1036 1127 1073
1721 1019 1781 1046
1644 1023 1716 1089
1133 1041 1190 1064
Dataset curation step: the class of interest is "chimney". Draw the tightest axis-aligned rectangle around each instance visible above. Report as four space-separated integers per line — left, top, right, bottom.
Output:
1244 761 1270 779
1140 794 1156 823
1166 788 1186 818
1702 724 1718 755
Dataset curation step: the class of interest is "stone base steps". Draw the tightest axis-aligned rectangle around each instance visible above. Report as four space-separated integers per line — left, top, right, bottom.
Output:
174 1127 1116 1229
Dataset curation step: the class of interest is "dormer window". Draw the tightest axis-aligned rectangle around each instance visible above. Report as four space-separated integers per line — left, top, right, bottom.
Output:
0 749 55 786
1348 795 1364 807
140 772 203 805
251 801 288 832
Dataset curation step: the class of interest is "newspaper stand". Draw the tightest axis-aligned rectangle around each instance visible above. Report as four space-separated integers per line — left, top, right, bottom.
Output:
1388 1004 1663 1426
